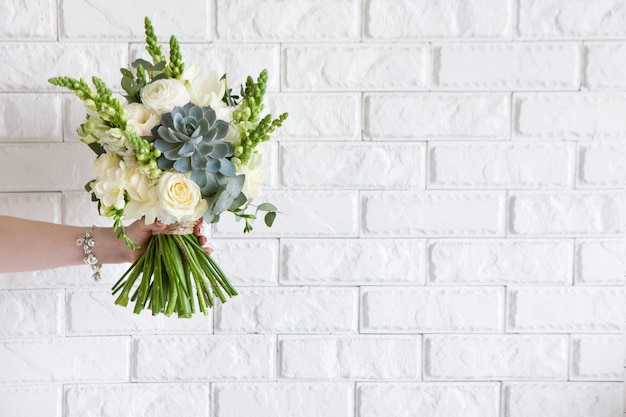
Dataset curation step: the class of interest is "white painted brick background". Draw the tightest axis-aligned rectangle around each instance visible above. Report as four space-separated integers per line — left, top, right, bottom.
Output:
0 1 624 417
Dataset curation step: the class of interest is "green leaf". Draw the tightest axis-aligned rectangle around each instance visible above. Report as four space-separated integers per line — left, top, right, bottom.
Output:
264 211 277 227
257 202 277 212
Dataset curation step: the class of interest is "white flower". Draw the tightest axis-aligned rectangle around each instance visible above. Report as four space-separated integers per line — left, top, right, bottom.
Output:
91 153 122 180
140 79 190 115
157 172 208 222
93 159 127 210
239 150 265 200
124 102 161 137
99 128 132 156
123 165 159 224
181 64 226 108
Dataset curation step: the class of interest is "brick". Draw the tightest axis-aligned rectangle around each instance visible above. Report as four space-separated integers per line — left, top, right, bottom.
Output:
0 93 62 141
570 335 623 380
0 192 61 222
361 287 504 333
503 382 623 417
575 239 625 285
0 143 93 192
62 191 114 227
213 382 354 417
0 337 130 383
365 0 513 39
357 382 500 417
215 287 358 333
429 142 574 188
509 192 623 236
0 0 55 39
279 336 420 380
281 238 425 285
433 43 580 90
0 386 61 417
362 191 505 236
0 290 62 337
429 239 572 284
212 191 358 237
209 239 279 285
424 335 568 380
514 93 626 140
364 93 509 140
64 96 88 142
283 45 428 91
216 0 358 41
508 287 623 332
133 335 275 381
60 0 210 40
66 289 212 335
0 264 130 290
265 93 360 139
280 142 425 189
518 0 626 38
579 142 626 186
131 44 281 93
584 43 626 89
0 43 127 92
64 383 209 417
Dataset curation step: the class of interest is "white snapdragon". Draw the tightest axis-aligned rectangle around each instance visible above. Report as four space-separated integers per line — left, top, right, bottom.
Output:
140 79 190 114
239 149 265 200
123 164 159 224
92 156 127 210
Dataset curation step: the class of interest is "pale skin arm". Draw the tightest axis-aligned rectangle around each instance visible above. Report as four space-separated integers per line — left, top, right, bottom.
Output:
0 216 210 273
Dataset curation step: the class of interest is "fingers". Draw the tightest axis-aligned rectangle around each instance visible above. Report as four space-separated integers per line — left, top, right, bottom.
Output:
147 219 168 233
193 218 213 254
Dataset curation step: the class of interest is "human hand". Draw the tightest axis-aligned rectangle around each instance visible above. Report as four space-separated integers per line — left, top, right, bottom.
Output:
124 218 213 262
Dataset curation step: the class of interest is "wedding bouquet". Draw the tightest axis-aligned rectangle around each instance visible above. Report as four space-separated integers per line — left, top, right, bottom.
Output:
49 17 287 317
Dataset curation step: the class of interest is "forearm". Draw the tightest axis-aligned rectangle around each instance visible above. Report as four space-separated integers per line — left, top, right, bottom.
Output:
0 216 133 273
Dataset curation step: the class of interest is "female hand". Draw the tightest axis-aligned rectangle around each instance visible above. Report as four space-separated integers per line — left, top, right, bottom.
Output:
123 218 212 263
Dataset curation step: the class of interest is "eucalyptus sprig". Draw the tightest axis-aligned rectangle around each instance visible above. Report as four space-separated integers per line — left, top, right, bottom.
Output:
231 202 279 233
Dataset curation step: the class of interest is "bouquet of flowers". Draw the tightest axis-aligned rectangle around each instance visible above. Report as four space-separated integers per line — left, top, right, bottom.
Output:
49 17 287 318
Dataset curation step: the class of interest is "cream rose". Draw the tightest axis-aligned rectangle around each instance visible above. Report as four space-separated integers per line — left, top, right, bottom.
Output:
124 102 161 136
140 79 190 115
181 64 226 108
157 172 208 222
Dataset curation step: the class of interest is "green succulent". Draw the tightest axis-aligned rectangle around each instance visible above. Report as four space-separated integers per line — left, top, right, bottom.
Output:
154 103 238 198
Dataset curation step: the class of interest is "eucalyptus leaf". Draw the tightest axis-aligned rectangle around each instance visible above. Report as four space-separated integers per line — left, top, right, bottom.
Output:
264 211 277 227
257 202 277 212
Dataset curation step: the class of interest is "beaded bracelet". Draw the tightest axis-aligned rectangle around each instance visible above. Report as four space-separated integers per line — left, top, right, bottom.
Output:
76 225 102 281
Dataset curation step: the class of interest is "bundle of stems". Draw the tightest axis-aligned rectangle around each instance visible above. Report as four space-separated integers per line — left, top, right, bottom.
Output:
111 232 237 317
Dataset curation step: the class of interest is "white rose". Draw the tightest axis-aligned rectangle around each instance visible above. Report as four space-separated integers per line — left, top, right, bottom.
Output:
181 64 226 108
123 165 159 224
124 102 161 136
140 79 190 115
158 172 208 222
93 160 126 210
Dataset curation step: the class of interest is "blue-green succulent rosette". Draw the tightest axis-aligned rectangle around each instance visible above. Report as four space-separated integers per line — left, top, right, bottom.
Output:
48 17 287 317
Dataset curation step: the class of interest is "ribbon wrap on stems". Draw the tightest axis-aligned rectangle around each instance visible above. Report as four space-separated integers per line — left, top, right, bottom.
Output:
111 221 237 318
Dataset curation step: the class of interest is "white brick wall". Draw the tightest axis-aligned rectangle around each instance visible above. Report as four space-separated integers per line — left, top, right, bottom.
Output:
0 1 623 417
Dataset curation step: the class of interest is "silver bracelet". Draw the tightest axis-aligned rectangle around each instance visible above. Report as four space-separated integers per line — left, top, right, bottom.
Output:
76 225 102 281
